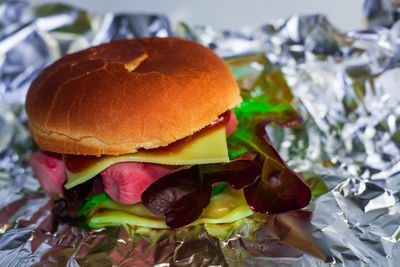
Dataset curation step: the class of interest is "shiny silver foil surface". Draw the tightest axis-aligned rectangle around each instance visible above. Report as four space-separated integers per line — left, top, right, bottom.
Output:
1 1 400 266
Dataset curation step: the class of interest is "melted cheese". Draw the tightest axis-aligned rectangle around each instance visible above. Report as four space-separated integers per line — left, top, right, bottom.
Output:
88 186 253 229
65 126 229 189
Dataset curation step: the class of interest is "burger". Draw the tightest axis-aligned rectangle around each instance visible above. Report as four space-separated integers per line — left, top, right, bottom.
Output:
25 37 311 230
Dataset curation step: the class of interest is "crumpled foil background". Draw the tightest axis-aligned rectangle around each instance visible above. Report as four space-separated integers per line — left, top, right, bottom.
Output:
1 1 400 266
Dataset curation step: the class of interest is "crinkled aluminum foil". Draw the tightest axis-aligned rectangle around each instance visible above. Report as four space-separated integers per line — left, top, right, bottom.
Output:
1 1 400 266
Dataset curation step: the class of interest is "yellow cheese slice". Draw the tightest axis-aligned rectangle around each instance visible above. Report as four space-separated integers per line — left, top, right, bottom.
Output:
65 126 229 189
88 186 253 229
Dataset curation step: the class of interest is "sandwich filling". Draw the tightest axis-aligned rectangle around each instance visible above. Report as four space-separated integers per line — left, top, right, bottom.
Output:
28 110 248 228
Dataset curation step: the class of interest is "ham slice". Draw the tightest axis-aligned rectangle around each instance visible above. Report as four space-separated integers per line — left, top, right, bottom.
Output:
225 110 238 137
28 150 67 196
101 162 173 204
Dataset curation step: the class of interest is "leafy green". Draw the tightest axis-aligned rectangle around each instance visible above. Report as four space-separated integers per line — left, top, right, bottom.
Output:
228 99 302 159
226 53 312 214
226 53 294 102
226 53 303 159
211 183 228 197
242 121 311 213
235 95 295 118
302 173 329 198
78 193 111 217
309 178 329 198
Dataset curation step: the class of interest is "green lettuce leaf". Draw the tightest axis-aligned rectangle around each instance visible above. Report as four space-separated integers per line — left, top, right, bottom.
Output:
78 192 111 217
226 53 303 159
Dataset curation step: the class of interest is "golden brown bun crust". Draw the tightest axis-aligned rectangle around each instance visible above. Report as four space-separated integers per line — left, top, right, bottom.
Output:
25 38 241 156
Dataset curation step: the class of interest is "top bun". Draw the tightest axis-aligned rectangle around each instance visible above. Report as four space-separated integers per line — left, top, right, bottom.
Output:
25 38 241 156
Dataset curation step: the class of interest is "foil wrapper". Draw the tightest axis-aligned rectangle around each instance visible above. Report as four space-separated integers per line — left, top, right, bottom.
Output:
1 1 400 266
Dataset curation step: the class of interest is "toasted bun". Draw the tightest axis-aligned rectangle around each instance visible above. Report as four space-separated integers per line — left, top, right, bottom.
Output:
25 38 241 156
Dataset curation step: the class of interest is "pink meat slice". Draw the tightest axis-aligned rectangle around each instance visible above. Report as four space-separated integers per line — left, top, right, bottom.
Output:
225 110 238 137
28 150 67 196
101 162 174 204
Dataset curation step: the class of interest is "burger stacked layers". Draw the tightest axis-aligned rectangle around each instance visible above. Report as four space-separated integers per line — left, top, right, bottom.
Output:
25 38 311 229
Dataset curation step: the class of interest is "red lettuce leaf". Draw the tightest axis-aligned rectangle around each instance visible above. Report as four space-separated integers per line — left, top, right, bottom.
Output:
141 159 261 228
141 167 212 227
200 160 262 189
225 66 311 213
242 120 311 213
